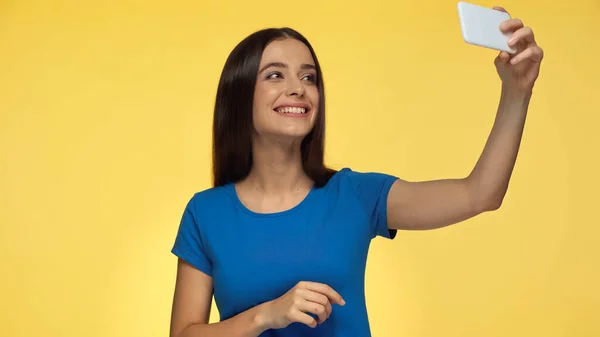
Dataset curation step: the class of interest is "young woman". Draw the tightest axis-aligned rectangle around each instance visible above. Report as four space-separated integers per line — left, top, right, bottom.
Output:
169 6 543 337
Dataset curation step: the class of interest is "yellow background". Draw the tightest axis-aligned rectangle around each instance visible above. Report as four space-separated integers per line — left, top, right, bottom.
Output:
2 0 599 336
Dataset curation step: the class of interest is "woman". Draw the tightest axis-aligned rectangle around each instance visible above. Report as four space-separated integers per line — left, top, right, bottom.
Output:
169 6 543 337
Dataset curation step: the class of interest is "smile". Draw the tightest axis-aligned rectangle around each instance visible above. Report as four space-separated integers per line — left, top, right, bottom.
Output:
274 106 310 116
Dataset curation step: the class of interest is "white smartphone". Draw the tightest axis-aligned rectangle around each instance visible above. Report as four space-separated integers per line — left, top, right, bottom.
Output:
457 1 516 54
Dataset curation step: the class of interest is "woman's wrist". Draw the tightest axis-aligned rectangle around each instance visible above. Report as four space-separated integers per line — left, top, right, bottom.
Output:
501 84 532 104
251 301 273 334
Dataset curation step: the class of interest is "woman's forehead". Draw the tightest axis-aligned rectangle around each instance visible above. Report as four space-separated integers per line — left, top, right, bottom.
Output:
260 39 315 67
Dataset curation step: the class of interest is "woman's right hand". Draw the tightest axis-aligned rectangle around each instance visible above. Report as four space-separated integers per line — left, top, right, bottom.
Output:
257 281 346 330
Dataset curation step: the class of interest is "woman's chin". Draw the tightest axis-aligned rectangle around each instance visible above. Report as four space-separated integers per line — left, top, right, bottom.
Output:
255 130 311 145
279 128 313 140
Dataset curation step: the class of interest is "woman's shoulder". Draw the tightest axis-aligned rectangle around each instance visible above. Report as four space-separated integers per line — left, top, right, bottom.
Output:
326 167 397 186
323 167 398 204
183 184 235 213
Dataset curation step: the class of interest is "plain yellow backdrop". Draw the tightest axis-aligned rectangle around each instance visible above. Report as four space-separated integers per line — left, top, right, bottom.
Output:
1 0 599 336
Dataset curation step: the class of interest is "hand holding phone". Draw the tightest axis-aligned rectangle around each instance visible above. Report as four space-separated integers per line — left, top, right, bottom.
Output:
457 2 544 95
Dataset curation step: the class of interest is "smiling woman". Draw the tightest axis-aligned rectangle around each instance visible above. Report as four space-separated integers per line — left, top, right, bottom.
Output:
169 12 544 336
252 40 321 156
210 28 334 191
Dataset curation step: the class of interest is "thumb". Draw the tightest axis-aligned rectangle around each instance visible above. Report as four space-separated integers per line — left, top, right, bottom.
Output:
495 51 510 68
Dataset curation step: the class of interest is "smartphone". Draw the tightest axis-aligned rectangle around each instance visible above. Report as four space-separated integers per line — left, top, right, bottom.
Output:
457 1 516 54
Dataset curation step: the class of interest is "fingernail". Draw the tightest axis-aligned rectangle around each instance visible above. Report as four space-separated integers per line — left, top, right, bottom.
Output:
341 298 346 306
508 38 515 45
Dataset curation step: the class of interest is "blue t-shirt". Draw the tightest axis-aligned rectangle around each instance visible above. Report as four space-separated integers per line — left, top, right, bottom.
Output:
171 168 398 336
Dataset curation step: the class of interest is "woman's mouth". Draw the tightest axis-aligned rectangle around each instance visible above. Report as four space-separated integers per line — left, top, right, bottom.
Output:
274 106 310 116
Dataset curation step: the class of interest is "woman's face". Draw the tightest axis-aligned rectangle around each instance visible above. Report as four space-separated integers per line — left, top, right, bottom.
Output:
252 38 319 142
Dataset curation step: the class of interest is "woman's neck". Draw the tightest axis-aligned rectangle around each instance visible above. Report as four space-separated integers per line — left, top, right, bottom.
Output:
241 137 312 195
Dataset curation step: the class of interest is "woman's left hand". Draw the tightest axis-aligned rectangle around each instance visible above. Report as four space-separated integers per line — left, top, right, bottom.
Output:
493 6 544 95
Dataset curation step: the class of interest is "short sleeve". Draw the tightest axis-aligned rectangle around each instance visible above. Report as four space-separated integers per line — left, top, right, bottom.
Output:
171 195 213 276
344 169 398 240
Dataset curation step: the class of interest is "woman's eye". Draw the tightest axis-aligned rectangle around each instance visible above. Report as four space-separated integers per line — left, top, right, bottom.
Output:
267 72 282 79
266 72 316 83
302 74 316 83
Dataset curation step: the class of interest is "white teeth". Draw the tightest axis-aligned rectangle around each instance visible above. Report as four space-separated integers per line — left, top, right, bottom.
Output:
277 107 307 114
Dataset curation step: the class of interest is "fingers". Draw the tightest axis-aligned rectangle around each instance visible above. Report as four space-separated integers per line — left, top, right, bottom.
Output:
297 300 328 325
493 6 509 15
499 18 524 33
288 281 343 328
299 281 345 306
289 310 318 328
497 14 538 58
509 45 544 65
508 26 535 47
300 290 332 319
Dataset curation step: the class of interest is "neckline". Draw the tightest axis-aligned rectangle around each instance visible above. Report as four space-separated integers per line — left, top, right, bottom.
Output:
226 183 316 218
